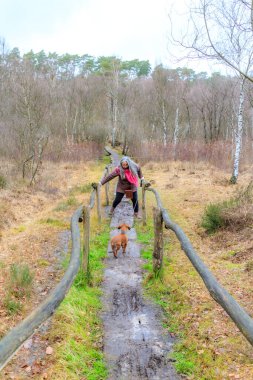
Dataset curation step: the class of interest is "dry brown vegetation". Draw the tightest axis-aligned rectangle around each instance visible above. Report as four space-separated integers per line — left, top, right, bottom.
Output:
143 159 253 379
0 153 253 379
0 159 103 340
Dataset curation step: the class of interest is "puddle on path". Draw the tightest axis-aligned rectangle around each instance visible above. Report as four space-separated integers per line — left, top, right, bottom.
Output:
101 199 180 380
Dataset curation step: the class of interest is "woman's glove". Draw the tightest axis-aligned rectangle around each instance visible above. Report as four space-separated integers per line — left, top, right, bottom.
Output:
91 182 101 189
140 177 145 187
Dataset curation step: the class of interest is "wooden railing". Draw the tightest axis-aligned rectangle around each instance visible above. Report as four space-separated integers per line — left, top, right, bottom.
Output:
0 206 83 370
0 160 112 370
142 181 253 347
82 163 112 273
1 151 252 372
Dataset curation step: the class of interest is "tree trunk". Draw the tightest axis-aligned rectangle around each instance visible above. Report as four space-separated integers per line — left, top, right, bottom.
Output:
231 76 245 183
162 101 167 147
173 107 179 159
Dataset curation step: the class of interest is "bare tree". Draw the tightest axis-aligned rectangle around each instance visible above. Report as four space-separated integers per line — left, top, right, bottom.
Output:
7 62 50 184
169 0 253 181
169 0 253 82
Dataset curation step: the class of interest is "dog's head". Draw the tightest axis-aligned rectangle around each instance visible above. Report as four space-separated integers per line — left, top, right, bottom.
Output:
117 223 131 232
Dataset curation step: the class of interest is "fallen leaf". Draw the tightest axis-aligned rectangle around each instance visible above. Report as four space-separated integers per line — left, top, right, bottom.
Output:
32 364 42 374
25 366 32 373
46 346 53 355
23 339 33 349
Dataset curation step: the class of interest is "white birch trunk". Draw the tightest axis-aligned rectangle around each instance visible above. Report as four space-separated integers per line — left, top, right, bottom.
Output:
173 107 179 159
72 108 78 144
111 68 119 147
162 102 167 147
251 108 253 151
231 77 245 183
150 124 156 143
64 104 70 145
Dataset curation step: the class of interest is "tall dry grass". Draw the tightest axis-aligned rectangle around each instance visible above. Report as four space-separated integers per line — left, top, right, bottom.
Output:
130 139 253 171
44 140 104 162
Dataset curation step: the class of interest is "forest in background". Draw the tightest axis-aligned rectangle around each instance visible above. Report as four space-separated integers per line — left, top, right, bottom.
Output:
0 41 252 185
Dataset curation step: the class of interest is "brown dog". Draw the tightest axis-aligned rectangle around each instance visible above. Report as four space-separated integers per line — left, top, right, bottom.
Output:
110 223 131 258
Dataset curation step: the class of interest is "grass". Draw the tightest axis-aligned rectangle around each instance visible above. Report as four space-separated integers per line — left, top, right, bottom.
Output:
70 184 92 194
135 217 231 379
47 224 109 380
54 196 78 211
3 296 22 315
3 263 33 315
39 218 68 228
9 263 34 298
12 225 26 234
245 260 253 272
172 350 195 375
0 174 7 189
201 203 225 233
201 182 253 234
136 221 156 277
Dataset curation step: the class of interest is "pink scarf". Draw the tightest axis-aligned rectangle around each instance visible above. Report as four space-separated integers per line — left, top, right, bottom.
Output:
124 169 138 186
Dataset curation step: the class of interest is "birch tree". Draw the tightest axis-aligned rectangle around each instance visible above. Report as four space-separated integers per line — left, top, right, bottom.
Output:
169 0 253 182
231 76 246 183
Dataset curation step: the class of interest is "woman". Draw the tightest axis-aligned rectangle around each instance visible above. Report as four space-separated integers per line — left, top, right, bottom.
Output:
99 156 144 217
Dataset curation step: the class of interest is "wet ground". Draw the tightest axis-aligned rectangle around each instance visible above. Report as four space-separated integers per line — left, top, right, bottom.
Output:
102 200 180 380
101 152 180 380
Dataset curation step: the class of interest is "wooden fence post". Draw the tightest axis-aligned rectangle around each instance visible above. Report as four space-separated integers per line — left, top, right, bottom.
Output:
96 185 102 222
105 166 110 206
153 207 163 273
83 205 90 273
142 184 147 226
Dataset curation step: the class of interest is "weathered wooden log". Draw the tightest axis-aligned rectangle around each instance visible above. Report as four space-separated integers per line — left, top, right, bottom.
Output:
82 205 90 273
96 184 102 222
104 146 112 156
145 186 253 347
104 166 110 206
153 207 163 273
142 184 147 226
89 188 96 209
0 206 83 370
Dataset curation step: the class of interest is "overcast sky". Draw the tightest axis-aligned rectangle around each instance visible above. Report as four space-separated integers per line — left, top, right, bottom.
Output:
0 0 224 74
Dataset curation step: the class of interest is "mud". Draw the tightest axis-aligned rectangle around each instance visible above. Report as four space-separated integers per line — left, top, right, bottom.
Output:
101 152 180 380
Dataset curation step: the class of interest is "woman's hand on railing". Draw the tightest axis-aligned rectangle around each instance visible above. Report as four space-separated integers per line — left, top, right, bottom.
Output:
91 182 101 189
141 179 151 188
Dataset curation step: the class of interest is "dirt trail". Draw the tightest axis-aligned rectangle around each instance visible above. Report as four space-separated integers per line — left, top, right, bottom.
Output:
101 152 180 379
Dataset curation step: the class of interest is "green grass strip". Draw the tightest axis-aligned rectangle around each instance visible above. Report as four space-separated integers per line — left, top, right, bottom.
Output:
48 225 110 380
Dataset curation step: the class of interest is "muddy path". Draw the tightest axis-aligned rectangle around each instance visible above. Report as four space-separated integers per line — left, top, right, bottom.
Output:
101 152 180 379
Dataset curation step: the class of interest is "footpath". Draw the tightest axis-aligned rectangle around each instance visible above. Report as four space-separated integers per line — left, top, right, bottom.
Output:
101 151 180 379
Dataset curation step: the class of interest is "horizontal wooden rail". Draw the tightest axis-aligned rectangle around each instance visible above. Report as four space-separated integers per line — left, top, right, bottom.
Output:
144 184 253 347
0 152 110 371
0 206 83 370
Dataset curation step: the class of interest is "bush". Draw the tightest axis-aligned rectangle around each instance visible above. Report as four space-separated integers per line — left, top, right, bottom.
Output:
245 260 253 272
3 295 22 315
9 263 34 298
201 203 225 233
200 183 253 233
0 174 7 189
